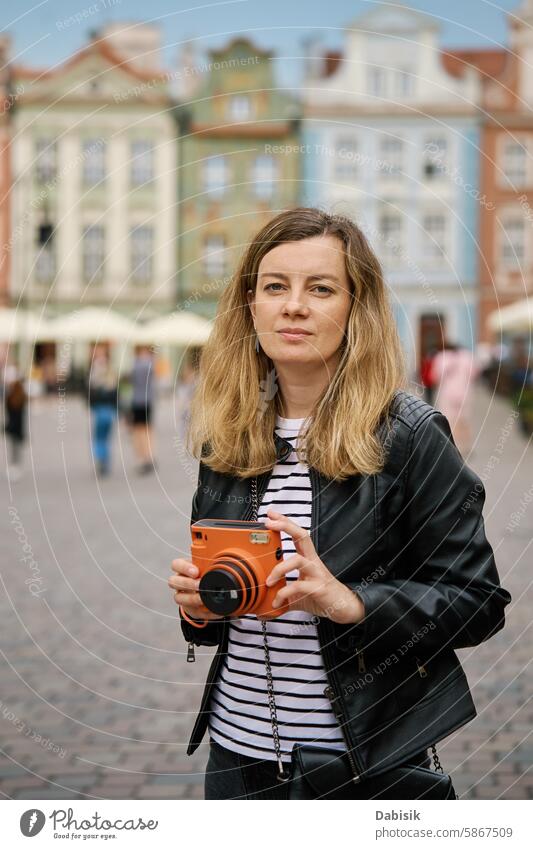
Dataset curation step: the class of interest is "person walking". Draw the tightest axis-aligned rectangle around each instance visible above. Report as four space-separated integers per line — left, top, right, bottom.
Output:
431 340 479 455
129 345 156 475
4 372 27 482
175 348 200 449
168 207 510 800
87 345 118 477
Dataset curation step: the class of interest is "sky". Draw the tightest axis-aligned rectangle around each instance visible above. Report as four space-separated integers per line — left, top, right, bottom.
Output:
0 0 526 86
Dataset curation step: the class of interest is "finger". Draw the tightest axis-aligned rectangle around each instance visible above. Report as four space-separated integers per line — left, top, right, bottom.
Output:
266 554 310 586
171 559 198 577
271 584 305 610
173 590 208 611
263 509 317 559
168 575 199 592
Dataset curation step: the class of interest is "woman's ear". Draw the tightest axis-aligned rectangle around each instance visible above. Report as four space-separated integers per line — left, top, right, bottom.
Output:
247 288 256 323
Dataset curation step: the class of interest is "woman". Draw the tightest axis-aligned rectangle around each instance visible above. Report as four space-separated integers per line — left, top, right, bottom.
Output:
168 208 511 800
129 345 156 475
87 345 118 477
431 340 479 455
5 373 27 482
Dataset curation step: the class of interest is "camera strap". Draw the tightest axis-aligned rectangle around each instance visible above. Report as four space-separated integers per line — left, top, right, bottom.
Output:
251 476 291 782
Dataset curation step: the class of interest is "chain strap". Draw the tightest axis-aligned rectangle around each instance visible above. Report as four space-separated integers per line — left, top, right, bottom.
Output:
251 476 291 782
431 744 444 773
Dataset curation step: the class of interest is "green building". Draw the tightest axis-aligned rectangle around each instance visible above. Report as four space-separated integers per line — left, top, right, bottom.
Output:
175 37 301 317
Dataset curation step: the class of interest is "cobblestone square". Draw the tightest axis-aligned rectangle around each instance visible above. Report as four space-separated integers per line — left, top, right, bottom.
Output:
1 386 531 799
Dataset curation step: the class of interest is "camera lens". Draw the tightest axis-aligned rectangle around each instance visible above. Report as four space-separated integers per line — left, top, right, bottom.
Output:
199 568 243 615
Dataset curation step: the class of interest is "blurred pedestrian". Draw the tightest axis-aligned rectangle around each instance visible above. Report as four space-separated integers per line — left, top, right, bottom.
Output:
4 372 27 482
431 340 479 454
507 338 533 435
175 347 200 447
130 345 156 474
87 345 118 477
420 345 437 406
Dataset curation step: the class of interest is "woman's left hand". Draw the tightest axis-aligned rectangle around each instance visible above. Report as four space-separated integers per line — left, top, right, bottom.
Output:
262 507 365 626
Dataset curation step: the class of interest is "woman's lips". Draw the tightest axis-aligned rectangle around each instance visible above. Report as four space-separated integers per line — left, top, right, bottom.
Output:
277 330 312 341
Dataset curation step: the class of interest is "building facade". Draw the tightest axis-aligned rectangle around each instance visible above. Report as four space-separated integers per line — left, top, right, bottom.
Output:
301 4 482 374
0 34 12 307
460 0 533 342
175 37 300 318
9 24 176 318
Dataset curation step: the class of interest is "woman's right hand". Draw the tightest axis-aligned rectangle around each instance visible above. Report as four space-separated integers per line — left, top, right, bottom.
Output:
168 558 224 621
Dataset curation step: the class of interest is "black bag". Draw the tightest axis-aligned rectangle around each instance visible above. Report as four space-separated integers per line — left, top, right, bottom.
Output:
288 744 457 799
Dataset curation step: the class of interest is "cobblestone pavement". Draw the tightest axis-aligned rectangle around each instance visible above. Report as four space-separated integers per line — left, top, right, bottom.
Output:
0 385 531 799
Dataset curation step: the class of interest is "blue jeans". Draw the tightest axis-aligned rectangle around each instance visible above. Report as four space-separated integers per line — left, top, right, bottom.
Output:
204 739 431 800
91 404 116 471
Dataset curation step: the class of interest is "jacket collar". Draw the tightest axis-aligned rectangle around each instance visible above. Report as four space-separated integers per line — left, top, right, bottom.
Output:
202 433 292 462
274 431 293 461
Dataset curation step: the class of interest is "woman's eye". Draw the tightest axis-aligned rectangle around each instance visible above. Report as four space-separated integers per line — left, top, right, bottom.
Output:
263 282 333 294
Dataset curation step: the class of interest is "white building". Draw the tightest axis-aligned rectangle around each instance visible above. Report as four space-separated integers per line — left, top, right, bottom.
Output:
10 25 177 318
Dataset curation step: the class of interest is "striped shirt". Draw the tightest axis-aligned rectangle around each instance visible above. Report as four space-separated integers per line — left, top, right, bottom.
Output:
208 415 347 762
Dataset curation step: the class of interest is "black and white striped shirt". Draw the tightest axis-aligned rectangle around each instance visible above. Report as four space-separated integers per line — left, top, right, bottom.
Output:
208 415 347 762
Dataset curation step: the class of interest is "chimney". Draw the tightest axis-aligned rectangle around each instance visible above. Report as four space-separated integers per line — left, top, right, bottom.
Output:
302 35 325 81
95 22 163 73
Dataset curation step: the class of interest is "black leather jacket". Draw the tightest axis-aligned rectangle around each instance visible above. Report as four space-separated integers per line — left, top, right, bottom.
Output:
179 390 511 780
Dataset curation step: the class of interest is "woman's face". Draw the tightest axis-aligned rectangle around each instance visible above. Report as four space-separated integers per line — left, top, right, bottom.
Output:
247 234 353 371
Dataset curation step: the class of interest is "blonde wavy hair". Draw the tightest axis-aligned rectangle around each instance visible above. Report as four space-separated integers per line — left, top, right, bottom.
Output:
186 207 406 480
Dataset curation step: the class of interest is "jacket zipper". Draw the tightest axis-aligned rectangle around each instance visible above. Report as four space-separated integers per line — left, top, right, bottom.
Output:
416 657 428 678
308 467 364 783
323 683 361 782
187 642 196 662
356 648 366 673
186 618 230 752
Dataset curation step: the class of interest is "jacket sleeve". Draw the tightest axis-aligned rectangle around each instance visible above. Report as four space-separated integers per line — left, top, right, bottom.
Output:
345 411 512 656
179 462 224 648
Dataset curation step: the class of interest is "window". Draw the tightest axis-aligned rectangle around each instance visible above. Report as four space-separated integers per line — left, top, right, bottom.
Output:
380 137 404 178
82 138 106 186
424 137 448 179
500 216 525 267
501 140 527 188
130 140 154 187
203 155 229 197
252 155 277 199
379 213 403 261
368 66 387 97
422 214 447 260
82 225 105 282
395 68 414 98
130 225 154 283
35 223 55 282
203 235 226 277
35 138 57 183
334 138 358 182
229 95 252 122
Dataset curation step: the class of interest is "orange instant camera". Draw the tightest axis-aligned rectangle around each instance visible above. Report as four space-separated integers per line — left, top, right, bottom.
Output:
188 519 289 620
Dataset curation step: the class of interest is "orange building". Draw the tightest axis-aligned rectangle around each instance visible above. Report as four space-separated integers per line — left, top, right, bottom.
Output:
446 1 533 342
0 34 12 307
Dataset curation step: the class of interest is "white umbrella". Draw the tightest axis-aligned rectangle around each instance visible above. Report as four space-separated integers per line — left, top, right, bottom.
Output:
488 298 533 333
0 308 54 342
138 312 212 345
45 307 137 342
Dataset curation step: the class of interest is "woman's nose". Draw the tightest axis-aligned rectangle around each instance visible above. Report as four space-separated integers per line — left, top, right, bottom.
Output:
282 298 310 315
